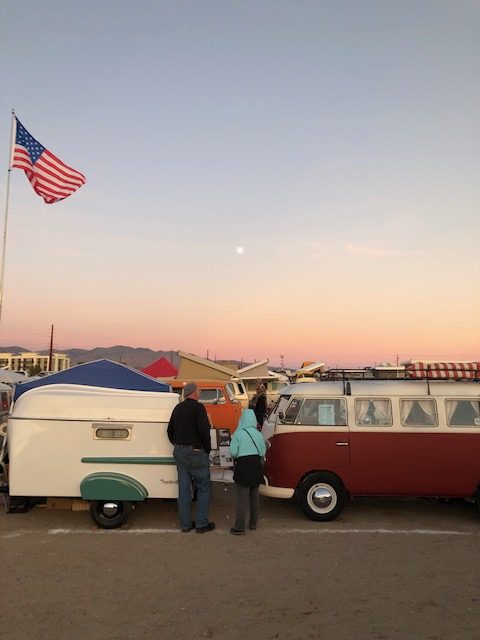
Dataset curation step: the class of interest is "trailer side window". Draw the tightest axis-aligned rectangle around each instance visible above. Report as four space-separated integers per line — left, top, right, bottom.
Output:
94 424 132 440
355 399 392 426
400 400 437 427
446 400 480 427
296 398 347 426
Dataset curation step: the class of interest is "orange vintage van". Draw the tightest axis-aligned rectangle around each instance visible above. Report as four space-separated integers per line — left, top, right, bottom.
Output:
169 379 242 432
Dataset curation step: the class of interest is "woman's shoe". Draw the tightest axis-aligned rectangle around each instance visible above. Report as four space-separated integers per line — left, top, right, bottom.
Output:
230 528 246 535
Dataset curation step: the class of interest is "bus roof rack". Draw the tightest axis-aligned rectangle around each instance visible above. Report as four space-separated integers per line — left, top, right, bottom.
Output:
321 368 406 381
320 362 480 382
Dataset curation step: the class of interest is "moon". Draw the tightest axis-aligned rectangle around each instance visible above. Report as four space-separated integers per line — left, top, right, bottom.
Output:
236 246 244 255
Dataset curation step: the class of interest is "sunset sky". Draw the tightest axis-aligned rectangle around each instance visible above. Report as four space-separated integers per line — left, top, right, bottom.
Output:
0 1 478 368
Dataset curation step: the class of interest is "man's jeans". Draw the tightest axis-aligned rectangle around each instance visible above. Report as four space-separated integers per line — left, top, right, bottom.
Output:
173 445 212 529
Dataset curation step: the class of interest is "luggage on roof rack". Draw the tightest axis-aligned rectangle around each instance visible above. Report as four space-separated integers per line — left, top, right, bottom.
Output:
405 361 480 380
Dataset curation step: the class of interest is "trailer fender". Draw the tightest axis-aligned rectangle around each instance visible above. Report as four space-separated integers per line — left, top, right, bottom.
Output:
80 472 148 502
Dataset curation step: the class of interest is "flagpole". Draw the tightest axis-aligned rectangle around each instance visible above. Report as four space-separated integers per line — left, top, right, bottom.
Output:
0 109 16 324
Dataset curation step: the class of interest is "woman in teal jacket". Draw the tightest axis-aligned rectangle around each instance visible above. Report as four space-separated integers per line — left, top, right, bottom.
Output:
229 409 267 535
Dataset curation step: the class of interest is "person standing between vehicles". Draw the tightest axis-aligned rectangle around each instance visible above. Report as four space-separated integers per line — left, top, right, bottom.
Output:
252 382 267 428
167 382 215 533
229 408 267 535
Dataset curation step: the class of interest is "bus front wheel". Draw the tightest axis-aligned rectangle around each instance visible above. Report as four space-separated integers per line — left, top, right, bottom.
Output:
297 473 346 522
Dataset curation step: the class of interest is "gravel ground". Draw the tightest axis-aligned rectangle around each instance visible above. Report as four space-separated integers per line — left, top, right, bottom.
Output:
2 484 480 640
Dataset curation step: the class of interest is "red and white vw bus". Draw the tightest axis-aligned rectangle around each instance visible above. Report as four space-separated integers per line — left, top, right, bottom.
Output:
260 379 480 521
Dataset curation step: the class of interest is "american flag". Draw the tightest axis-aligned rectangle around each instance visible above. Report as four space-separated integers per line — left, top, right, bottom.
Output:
11 117 86 204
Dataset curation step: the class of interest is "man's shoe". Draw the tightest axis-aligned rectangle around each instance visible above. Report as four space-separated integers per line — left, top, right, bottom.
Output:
196 522 215 534
181 521 195 533
230 528 246 535
249 526 257 530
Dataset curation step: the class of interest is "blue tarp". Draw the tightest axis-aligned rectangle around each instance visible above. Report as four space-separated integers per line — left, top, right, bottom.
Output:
14 359 171 401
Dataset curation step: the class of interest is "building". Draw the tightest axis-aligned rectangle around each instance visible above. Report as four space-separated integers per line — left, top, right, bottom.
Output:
0 351 70 373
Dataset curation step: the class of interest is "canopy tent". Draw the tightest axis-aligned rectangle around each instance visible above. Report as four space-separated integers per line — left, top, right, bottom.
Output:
141 357 177 378
405 361 480 380
14 359 171 401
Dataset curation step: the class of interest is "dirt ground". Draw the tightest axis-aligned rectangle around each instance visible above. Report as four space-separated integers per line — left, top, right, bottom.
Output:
1 483 480 640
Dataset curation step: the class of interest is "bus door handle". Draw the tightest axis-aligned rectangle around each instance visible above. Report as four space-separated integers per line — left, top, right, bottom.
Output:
335 441 349 446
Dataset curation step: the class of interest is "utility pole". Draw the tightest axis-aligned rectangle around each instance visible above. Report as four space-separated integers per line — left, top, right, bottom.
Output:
48 324 54 372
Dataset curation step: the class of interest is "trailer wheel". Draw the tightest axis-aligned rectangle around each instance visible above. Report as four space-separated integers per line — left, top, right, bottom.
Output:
90 500 130 529
297 472 346 522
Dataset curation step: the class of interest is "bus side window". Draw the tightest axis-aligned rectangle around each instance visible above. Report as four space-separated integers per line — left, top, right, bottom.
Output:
296 399 319 425
446 400 480 427
355 398 392 426
401 399 437 426
296 398 347 426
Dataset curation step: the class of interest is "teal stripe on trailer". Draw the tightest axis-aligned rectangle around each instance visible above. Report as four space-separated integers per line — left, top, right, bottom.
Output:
81 456 176 465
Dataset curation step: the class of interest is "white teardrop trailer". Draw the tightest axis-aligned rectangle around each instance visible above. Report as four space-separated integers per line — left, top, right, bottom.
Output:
1 383 184 528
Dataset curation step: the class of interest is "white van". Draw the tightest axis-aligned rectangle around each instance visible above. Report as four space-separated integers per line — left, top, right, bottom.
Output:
4 383 180 528
226 379 249 409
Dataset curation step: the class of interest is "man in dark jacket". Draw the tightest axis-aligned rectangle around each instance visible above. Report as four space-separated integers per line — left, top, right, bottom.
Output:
167 382 215 533
252 382 267 427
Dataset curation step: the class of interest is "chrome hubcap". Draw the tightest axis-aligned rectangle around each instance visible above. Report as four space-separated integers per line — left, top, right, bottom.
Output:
102 502 120 518
309 483 336 512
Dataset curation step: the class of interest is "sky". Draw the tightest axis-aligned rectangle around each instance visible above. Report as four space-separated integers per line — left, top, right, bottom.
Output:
0 0 478 368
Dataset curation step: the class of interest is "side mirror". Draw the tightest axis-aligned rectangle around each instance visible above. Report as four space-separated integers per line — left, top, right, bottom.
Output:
278 411 285 422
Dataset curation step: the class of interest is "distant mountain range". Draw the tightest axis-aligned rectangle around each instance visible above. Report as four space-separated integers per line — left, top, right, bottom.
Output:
0 346 259 371
0 345 180 369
